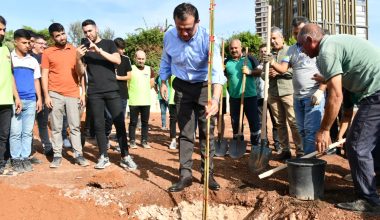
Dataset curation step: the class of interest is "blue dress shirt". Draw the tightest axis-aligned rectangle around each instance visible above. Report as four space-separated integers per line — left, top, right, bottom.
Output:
159 26 226 85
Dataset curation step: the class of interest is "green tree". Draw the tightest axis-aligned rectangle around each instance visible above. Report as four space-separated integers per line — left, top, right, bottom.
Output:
124 27 164 73
99 27 115 40
225 31 263 58
68 21 84 46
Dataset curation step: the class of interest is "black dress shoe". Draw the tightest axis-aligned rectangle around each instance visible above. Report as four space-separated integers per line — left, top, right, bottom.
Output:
168 176 192 192
201 175 220 191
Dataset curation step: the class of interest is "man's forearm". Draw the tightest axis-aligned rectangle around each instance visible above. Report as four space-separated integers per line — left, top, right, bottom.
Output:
320 90 342 131
76 58 86 77
98 50 121 65
212 83 223 101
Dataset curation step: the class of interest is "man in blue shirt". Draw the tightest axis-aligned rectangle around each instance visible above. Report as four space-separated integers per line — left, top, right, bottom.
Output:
160 3 226 192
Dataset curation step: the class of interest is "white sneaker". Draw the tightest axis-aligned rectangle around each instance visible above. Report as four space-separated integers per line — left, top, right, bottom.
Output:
169 139 177 150
63 139 71 148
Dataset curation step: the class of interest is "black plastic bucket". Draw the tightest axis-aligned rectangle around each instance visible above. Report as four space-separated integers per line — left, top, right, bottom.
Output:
286 158 327 200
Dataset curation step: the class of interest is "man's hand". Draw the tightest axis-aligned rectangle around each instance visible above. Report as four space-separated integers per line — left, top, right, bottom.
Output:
80 94 86 108
262 53 274 65
315 129 331 153
312 73 325 83
76 45 87 58
160 81 168 101
205 98 219 119
269 67 278 78
311 89 324 105
36 99 42 113
14 97 22 114
45 95 53 109
242 65 250 75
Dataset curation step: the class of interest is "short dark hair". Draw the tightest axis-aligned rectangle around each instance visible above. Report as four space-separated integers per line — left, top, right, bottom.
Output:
292 16 309 27
114 37 125 49
173 3 199 21
259 43 267 49
82 19 96 27
0 15 6 26
27 30 37 39
48 23 65 36
14 29 31 40
35 34 45 41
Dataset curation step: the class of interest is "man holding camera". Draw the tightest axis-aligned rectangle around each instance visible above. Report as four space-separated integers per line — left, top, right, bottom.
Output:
41 23 88 168
76 19 137 170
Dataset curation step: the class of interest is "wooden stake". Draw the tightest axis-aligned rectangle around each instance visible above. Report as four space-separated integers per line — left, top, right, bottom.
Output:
203 0 215 219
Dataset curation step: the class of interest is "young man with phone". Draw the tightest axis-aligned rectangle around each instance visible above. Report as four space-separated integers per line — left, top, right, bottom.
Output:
76 19 137 170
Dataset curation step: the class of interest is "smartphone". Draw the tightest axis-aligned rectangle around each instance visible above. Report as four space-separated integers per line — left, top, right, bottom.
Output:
80 38 91 49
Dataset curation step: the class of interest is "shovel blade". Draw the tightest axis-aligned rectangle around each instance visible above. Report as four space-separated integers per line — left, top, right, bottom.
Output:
229 139 246 159
249 144 272 173
215 139 229 157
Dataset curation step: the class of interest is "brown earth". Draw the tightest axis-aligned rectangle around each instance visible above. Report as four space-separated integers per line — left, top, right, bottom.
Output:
0 112 379 219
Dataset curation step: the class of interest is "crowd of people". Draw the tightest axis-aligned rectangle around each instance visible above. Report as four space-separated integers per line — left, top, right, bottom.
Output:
0 2 379 213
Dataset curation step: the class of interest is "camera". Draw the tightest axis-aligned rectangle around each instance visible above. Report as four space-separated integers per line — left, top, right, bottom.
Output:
80 38 91 49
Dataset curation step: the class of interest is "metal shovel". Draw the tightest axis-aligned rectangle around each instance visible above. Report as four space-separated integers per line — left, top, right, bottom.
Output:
229 47 249 159
215 93 229 156
249 6 273 172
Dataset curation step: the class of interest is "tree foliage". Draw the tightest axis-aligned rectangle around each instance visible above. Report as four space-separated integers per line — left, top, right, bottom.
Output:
68 21 84 46
225 31 263 58
99 27 115 40
124 27 164 73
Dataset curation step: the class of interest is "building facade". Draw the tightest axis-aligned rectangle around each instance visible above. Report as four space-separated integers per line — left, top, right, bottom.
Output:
256 0 368 40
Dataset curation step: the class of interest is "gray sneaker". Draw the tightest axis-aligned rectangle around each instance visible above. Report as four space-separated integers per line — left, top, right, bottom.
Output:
22 159 33 172
129 140 137 149
120 155 137 170
0 160 14 176
94 155 110 169
142 140 151 149
49 157 62 168
75 156 89 167
29 156 43 164
12 159 25 173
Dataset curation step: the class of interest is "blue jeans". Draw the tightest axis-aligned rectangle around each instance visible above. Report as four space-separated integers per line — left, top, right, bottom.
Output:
10 99 36 159
159 99 168 128
293 96 325 154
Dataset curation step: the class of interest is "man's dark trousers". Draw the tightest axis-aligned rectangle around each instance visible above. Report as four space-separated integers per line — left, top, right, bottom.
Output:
346 90 380 206
0 105 12 161
173 78 215 178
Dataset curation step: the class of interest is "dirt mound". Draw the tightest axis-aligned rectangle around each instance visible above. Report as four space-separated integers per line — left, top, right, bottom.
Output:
133 201 250 220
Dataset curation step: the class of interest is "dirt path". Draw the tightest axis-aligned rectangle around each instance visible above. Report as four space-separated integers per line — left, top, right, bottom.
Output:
0 113 378 219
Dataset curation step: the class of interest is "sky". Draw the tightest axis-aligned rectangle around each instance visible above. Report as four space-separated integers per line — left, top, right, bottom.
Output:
1 0 379 47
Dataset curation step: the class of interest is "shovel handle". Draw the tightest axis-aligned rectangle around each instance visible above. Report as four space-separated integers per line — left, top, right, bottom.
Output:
258 139 346 179
217 40 225 135
237 47 248 135
260 5 272 141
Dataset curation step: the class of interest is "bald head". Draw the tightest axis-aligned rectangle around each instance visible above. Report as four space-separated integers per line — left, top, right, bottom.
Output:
229 39 242 60
298 23 324 42
297 23 325 58
135 50 146 68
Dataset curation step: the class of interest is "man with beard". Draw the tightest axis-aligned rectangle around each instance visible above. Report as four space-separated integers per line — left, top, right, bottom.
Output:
41 23 88 168
76 19 137 170
0 15 22 175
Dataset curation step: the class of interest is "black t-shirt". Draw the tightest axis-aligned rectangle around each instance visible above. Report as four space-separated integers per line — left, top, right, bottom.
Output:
83 39 119 95
30 51 42 64
116 55 132 99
